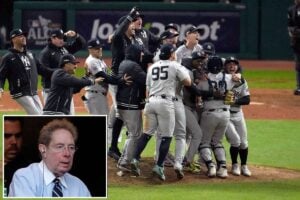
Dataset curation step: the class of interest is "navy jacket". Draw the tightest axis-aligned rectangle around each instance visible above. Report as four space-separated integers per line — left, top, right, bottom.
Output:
43 69 93 114
0 48 53 98
116 44 146 110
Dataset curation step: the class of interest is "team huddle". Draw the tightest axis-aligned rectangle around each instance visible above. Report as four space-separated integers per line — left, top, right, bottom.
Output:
0 7 251 181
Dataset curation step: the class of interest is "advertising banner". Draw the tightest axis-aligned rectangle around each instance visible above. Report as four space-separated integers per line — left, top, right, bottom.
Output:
22 10 65 49
75 10 240 53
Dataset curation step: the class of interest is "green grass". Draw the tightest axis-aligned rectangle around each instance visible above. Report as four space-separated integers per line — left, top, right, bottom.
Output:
109 180 300 200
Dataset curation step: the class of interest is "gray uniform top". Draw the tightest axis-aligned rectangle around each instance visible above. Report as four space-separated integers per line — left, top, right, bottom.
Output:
84 55 108 93
175 44 202 64
198 72 236 110
147 60 190 97
230 79 250 112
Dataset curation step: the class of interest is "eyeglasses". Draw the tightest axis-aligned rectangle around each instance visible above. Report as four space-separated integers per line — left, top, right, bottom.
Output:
49 144 77 154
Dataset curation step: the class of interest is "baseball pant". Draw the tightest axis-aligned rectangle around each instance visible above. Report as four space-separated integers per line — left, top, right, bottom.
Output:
184 105 203 163
199 109 230 164
225 110 248 149
118 109 143 165
83 91 109 115
15 95 43 115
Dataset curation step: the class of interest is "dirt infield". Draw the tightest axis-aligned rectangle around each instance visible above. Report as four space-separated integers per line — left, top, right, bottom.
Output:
108 157 300 185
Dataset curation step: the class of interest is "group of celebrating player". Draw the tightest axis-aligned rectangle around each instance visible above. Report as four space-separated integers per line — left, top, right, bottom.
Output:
0 6 251 181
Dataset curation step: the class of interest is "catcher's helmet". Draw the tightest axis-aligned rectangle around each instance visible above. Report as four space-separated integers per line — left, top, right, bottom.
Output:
207 56 223 74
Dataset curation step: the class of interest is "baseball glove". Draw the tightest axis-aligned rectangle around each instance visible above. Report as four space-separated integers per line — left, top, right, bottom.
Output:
224 90 235 105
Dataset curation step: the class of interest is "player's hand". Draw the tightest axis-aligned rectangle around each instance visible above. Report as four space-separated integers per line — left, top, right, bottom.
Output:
64 30 77 37
123 73 133 85
232 73 241 82
94 77 105 84
0 91 3 100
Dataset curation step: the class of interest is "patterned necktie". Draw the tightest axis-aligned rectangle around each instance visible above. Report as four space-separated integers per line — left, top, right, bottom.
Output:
52 178 63 197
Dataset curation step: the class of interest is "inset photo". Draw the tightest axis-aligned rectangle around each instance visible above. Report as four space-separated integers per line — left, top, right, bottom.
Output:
3 115 107 198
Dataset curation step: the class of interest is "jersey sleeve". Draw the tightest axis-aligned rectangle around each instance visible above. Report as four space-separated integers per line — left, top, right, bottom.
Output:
175 63 190 82
88 59 104 75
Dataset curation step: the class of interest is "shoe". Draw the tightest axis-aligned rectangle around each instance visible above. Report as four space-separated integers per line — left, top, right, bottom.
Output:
231 163 241 176
174 162 184 179
152 165 166 181
108 148 121 161
294 89 300 95
117 162 131 172
241 165 252 177
184 162 201 174
130 158 141 176
217 165 228 178
207 163 216 178
163 152 175 167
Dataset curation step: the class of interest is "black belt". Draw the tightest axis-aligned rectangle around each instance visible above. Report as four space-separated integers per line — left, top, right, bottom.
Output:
208 108 228 112
230 110 239 114
88 90 107 96
150 94 178 101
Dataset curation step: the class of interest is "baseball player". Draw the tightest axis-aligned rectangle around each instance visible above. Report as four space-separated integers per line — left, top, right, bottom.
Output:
115 44 147 171
180 52 208 171
224 57 252 177
108 7 142 161
0 29 53 114
43 54 103 115
39 28 86 114
175 25 203 64
133 10 160 56
153 30 179 62
287 0 300 95
164 23 182 47
197 56 239 178
82 39 110 115
130 44 191 181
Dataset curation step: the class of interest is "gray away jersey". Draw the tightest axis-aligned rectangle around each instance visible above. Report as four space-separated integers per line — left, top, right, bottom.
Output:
198 72 237 110
175 44 203 64
230 79 250 112
84 55 108 92
147 60 190 97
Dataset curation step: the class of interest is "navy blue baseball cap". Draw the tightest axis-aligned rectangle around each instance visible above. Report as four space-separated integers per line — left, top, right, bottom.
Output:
159 44 176 59
185 25 204 35
165 23 179 32
192 51 206 60
59 54 80 67
159 30 179 41
202 42 216 55
87 39 103 49
9 29 27 40
49 28 64 39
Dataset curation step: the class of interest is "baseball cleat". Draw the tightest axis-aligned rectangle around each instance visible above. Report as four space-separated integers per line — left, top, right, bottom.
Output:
217 166 228 178
184 162 201 174
241 165 252 177
294 89 300 95
174 162 184 179
231 163 241 176
152 165 166 181
207 163 216 178
130 158 141 176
